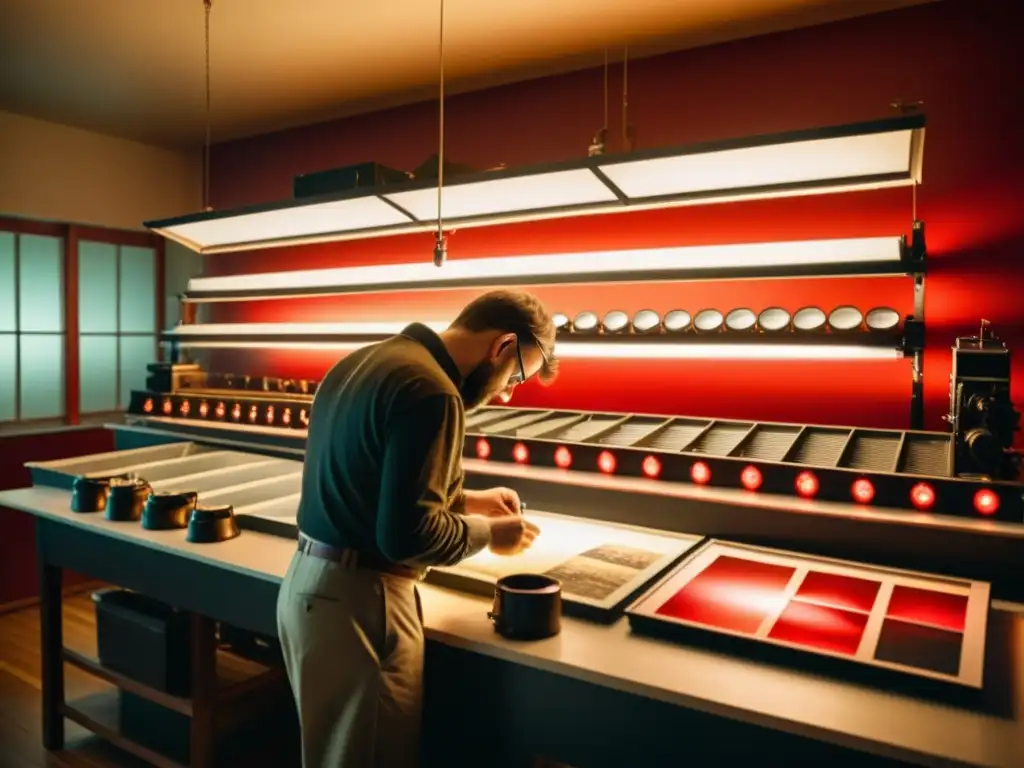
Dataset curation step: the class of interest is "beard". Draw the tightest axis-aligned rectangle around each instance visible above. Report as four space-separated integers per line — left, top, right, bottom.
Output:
460 361 507 412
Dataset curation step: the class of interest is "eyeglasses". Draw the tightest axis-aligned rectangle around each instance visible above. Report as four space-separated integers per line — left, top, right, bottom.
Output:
508 335 550 388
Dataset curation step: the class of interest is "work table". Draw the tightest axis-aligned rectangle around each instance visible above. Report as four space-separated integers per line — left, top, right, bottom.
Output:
3 485 1022 768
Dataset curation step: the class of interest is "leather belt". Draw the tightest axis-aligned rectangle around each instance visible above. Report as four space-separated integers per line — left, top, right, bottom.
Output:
297 534 419 580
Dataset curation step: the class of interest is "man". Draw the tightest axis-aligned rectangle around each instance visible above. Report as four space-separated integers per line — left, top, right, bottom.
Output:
276 289 558 767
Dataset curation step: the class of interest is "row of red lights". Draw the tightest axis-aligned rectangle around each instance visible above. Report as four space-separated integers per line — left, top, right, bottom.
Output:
142 397 310 427
474 438 1001 517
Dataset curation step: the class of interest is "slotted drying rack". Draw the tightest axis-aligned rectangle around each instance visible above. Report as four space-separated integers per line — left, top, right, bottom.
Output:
466 407 952 478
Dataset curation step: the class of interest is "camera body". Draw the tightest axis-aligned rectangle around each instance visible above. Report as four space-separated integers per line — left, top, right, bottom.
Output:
947 324 1021 480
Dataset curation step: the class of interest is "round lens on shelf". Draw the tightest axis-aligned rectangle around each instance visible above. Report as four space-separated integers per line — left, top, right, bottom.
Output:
757 307 791 332
828 305 865 332
632 309 661 334
602 310 630 334
865 307 900 331
552 312 570 332
572 311 599 333
724 308 757 332
663 310 692 333
792 306 827 332
693 309 724 333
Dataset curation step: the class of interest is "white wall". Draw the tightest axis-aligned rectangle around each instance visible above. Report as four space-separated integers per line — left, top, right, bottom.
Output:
0 110 203 231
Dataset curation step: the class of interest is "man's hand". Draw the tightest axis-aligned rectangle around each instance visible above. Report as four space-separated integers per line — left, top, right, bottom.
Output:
464 487 521 518
487 515 540 556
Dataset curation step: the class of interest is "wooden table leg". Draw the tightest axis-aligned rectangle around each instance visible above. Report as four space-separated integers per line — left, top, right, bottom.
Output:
189 613 217 767
39 561 65 750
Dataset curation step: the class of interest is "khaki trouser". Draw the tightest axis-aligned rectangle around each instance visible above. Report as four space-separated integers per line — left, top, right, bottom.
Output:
276 549 425 768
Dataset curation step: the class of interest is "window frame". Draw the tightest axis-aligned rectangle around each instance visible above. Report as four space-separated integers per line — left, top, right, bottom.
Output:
0 216 164 428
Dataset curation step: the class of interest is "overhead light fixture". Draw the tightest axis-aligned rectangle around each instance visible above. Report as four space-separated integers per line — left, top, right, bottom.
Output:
596 116 924 201
182 235 914 302
152 197 415 253
148 115 925 256
757 307 792 332
383 169 618 221
163 321 903 360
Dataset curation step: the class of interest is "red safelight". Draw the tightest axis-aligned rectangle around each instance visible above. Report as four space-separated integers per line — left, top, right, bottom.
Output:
512 442 529 464
973 489 999 516
641 455 662 479
597 451 616 474
475 438 491 460
554 446 573 469
794 471 819 498
910 482 936 511
690 462 711 485
851 478 875 504
740 465 763 491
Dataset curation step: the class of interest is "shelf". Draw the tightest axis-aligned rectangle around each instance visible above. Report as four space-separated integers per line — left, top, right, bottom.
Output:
61 692 186 768
63 649 192 716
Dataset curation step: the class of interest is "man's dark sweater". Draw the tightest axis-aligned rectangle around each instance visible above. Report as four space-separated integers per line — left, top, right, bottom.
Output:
296 323 492 567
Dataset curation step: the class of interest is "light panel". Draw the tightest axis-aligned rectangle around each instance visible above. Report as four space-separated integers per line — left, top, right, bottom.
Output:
598 128 919 200
152 196 414 251
184 237 907 302
147 116 924 255
163 322 902 360
383 169 618 220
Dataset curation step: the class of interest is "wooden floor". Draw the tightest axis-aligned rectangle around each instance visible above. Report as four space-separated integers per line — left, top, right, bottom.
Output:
0 588 154 767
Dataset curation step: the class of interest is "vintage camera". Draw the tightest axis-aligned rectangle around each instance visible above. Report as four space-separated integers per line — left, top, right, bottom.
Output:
947 322 1021 479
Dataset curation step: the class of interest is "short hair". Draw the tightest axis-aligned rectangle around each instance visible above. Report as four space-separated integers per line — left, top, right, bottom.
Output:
450 290 559 384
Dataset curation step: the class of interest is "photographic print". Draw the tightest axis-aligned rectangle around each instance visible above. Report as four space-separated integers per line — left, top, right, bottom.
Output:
426 511 703 620
626 540 990 689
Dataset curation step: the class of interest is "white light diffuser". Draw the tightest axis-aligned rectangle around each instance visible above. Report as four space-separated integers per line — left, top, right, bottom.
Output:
163 322 902 360
383 169 618 220
599 130 918 200
184 237 905 302
145 116 925 256
153 197 414 251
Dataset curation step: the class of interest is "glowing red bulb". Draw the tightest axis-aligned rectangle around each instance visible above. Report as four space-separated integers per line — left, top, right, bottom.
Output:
794 471 819 498
162 399 173 415
475 438 491 460
690 462 711 485
512 443 529 464
597 451 617 474
282 409 292 426
215 402 226 418
910 482 936 510
198 401 209 418
553 446 573 469
851 478 875 504
231 404 241 420
142 398 154 413
641 455 662 479
179 400 191 417
740 465 763 491
973 489 999 517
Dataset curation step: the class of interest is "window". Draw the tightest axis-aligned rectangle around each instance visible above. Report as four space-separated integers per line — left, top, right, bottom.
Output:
0 232 66 423
0 219 163 427
78 241 158 413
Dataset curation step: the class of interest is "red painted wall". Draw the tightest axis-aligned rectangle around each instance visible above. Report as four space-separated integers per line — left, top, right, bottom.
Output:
205 0 1023 440
0 429 114 605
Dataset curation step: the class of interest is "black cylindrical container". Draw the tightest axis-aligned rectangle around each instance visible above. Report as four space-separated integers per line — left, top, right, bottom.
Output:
141 491 199 530
186 505 241 543
488 573 562 641
104 478 153 522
